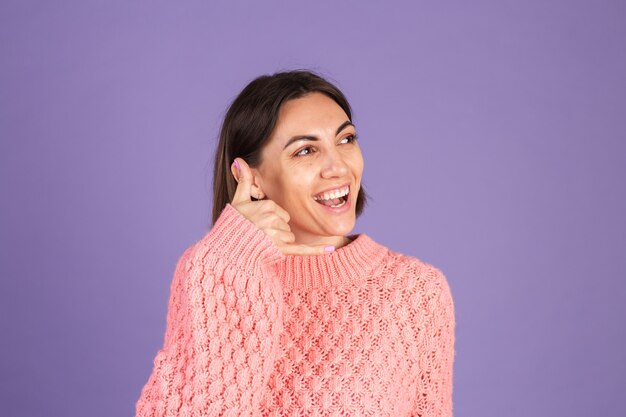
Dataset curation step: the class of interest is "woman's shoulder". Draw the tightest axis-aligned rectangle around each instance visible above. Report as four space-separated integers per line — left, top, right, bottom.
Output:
380 244 443 276
377 247 454 321
380 245 451 294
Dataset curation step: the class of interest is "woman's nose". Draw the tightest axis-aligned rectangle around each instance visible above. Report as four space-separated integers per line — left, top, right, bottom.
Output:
320 148 349 178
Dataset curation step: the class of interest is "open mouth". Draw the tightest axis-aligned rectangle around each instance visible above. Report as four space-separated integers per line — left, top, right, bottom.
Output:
313 186 350 208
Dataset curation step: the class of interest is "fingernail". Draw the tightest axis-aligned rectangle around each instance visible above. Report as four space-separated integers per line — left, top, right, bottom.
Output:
234 159 240 172
324 245 335 253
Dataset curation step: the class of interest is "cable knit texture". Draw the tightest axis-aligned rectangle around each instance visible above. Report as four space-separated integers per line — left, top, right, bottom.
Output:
136 204 455 417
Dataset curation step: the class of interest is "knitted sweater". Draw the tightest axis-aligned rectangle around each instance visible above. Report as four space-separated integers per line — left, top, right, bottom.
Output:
136 204 455 417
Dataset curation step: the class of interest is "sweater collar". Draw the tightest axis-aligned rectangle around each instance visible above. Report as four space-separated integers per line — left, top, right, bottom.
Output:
273 233 389 290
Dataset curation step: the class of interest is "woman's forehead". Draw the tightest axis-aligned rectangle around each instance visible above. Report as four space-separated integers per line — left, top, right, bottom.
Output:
274 93 350 136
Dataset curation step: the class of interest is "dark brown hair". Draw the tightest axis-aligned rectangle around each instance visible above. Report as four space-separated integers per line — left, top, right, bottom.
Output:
211 69 368 225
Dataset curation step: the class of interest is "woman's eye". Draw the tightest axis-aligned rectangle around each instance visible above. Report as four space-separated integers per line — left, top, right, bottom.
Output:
294 134 357 157
340 134 358 144
295 147 313 157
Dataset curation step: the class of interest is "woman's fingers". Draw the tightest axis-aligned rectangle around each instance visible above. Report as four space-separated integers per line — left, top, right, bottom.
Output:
269 218 292 233
258 200 290 224
267 227 335 256
278 243 335 256
265 226 335 256
231 158 253 205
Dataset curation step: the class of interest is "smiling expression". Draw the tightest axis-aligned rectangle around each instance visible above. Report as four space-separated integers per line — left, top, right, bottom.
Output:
252 92 364 247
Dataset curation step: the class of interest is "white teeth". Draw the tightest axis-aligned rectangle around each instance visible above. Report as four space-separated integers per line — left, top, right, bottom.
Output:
314 186 349 201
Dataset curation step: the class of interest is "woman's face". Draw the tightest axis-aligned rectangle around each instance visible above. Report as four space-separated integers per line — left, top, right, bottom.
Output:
253 92 364 246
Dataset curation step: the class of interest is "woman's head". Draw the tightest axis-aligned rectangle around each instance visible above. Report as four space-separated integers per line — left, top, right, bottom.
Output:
212 70 368 243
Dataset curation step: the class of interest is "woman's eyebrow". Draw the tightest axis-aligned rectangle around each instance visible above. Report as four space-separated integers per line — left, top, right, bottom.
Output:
282 121 355 150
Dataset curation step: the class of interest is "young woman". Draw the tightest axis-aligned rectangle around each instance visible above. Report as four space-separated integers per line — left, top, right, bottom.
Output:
136 70 455 416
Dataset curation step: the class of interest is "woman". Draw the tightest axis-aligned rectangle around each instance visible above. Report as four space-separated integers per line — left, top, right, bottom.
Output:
136 70 455 416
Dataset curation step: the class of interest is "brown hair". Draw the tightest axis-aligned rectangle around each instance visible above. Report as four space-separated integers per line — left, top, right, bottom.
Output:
211 69 368 225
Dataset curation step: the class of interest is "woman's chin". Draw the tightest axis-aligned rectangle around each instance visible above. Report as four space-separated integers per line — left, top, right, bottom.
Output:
319 217 356 238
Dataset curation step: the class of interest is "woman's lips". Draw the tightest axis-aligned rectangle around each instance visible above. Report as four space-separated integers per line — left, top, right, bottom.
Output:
312 183 351 200
313 190 351 213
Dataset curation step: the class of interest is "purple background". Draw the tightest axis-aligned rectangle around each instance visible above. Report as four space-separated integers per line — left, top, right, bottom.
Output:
1 1 625 416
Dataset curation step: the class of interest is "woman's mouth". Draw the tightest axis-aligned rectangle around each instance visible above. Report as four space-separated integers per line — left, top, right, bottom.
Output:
313 185 351 210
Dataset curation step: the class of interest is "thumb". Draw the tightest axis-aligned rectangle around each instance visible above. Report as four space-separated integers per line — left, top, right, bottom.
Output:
231 158 254 205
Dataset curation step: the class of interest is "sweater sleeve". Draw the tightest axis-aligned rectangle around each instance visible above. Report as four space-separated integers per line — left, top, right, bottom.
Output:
411 265 456 417
135 204 286 417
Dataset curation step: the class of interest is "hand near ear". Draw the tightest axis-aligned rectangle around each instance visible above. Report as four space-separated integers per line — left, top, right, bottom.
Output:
230 158 334 256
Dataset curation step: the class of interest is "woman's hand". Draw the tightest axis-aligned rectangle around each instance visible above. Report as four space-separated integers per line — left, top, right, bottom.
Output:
230 158 334 256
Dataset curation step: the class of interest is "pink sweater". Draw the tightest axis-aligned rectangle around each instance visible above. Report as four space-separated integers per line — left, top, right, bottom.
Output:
136 204 455 416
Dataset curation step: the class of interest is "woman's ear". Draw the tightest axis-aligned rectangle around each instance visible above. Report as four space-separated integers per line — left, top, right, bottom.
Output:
249 167 266 200
230 161 240 183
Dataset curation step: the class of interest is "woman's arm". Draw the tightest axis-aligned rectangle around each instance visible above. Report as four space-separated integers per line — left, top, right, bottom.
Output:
412 265 456 417
135 204 285 417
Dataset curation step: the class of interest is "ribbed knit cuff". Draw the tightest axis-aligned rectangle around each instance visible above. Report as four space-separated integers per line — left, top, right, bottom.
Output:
200 203 285 274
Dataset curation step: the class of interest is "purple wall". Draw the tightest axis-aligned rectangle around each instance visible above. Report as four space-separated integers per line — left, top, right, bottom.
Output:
1 1 624 416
